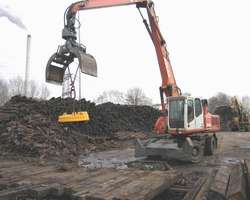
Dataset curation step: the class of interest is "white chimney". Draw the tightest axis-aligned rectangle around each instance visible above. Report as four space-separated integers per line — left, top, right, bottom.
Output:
24 34 31 96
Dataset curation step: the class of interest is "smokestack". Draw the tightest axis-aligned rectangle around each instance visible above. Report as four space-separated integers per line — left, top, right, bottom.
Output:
24 34 31 96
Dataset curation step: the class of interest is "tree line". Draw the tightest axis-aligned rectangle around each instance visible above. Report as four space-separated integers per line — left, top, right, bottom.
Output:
94 87 152 106
95 90 250 112
0 76 50 106
208 92 250 113
1 77 249 112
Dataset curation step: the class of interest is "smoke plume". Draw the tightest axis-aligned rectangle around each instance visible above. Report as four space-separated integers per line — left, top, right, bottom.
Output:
0 3 26 30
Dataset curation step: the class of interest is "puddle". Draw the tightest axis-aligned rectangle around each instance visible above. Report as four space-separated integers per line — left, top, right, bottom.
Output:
78 148 144 169
219 157 241 165
240 144 250 149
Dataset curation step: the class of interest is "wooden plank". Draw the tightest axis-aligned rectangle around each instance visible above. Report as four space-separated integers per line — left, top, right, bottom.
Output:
0 165 56 185
244 159 250 195
194 169 217 200
208 166 230 200
183 177 207 200
0 159 179 200
0 183 65 200
227 164 247 200
208 162 248 200
244 160 250 199
0 160 25 168
0 185 31 200
75 170 146 197
84 170 178 200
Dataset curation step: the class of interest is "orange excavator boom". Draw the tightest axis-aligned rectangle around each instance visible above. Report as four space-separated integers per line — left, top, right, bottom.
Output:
61 0 181 113
69 0 146 11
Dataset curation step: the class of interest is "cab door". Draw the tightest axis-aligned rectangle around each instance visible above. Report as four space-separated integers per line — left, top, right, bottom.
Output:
194 98 204 128
186 98 196 129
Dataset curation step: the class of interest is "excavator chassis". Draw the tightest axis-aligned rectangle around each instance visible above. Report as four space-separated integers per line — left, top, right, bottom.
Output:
135 133 217 163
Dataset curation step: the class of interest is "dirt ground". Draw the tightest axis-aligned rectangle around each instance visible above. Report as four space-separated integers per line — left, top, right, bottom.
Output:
216 131 250 158
0 131 250 200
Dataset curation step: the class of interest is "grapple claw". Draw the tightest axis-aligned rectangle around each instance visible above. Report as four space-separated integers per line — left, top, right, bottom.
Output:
46 41 97 85
78 52 97 77
66 41 97 77
46 53 68 85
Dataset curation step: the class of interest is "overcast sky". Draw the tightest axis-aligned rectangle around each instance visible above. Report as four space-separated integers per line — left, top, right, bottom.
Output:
0 0 250 103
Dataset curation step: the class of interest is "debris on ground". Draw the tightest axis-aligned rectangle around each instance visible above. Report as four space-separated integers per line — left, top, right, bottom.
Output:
0 96 160 161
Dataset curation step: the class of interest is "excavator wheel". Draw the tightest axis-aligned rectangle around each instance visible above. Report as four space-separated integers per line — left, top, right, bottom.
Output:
204 136 216 156
214 134 218 149
191 145 203 163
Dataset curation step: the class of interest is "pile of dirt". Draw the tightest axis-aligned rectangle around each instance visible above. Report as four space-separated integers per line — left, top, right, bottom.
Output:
0 96 160 160
81 102 160 136
1 96 160 136
44 97 160 136
0 104 93 161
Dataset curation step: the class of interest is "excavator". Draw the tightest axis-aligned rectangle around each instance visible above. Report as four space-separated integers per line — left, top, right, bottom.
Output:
215 96 250 131
230 98 250 132
46 0 220 163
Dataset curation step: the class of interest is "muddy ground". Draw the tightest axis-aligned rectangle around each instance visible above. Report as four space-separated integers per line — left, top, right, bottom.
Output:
0 131 250 200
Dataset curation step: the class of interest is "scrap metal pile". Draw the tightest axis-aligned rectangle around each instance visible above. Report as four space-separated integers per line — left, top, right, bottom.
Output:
0 96 160 160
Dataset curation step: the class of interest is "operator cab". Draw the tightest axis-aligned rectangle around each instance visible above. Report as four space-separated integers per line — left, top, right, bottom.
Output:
167 96 204 132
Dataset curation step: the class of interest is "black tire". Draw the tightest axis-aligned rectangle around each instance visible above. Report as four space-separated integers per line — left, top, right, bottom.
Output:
204 136 215 156
231 125 239 131
213 135 218 149
191 145 203 163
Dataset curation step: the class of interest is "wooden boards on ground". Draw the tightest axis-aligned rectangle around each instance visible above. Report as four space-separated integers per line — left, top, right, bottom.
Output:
0 159 178 200
208 161 248 200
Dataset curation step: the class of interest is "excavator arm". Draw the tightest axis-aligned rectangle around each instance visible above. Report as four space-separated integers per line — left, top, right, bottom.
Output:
63 0 147 41
69 0 146 12
46 0 181 131
64 0 180 95
46 1 147 85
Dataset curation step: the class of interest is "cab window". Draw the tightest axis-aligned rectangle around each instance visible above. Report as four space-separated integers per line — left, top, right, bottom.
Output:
169 99 185 128
195 98 202 117
187 99 194 123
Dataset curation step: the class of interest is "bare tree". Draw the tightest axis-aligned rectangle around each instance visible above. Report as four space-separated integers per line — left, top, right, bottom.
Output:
0 76 50 101
8 77 42 98
8 76 24 96
125 87 152 106
208 92 231 113
0 79 9 106
29 80 39 98
95 90 125 104
40 85 50 100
